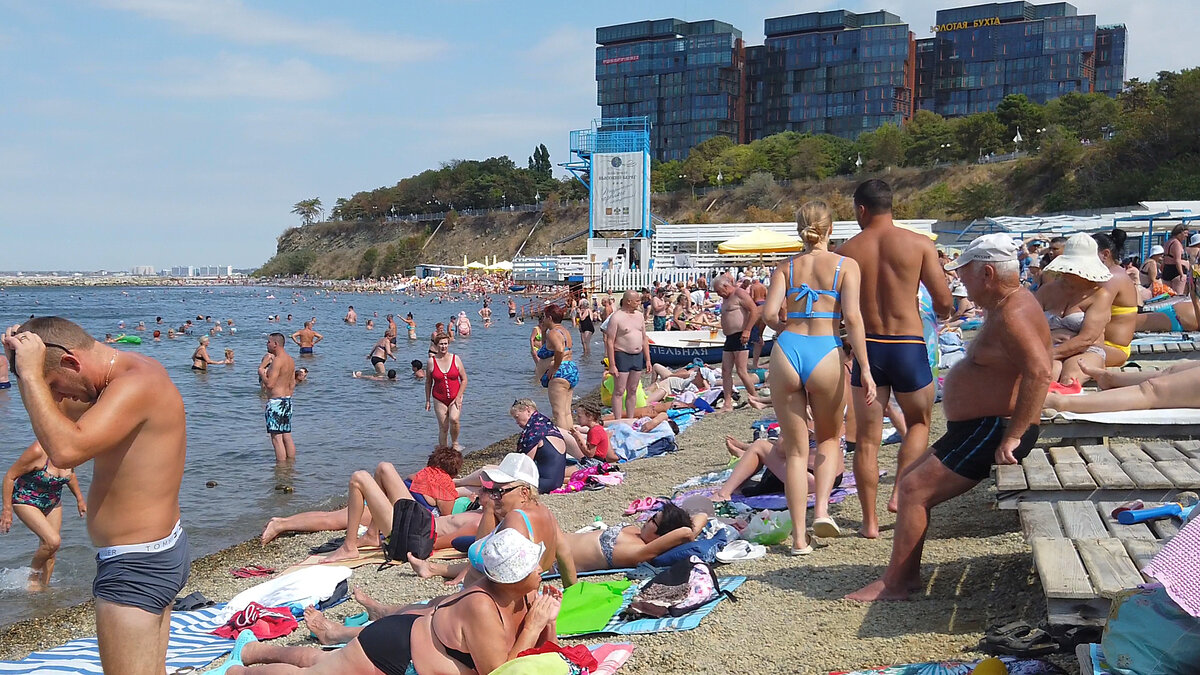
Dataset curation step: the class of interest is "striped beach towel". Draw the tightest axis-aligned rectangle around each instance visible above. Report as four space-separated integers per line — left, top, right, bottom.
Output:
0 605 234 675
558 576 745 638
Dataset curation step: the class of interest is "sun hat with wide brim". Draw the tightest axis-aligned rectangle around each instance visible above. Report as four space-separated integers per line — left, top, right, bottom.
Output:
1043 233 1113 282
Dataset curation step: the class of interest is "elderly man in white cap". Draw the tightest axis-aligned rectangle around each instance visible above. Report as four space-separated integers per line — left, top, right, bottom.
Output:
848 233 1051 602
408 452 577 588
1035 233 1115 388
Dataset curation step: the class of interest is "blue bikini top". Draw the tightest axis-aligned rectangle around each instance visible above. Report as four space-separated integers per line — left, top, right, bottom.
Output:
786 257 843 320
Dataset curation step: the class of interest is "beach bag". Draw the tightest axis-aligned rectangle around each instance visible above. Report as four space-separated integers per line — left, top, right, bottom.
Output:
383 499 434 564
624 556 732 619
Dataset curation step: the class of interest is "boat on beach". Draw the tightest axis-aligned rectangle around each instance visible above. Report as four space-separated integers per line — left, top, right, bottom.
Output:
647 328 775 367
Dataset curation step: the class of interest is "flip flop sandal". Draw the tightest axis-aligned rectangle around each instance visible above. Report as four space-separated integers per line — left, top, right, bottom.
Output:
172 591 214 612
231 565 275 578
310 537 345 555
812 518 842 539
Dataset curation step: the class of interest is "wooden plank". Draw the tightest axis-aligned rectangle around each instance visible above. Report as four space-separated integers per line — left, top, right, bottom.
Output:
1078 444 1118 464
1055 462 1099 490
1019 502 1063 540
1156 460 1200 489
1174 440 1200 458
1165 342 1181 354
1151 343 1166 354
1097 502 1156 541
1049 445 1084 464
1122 539 1163 572
1088 461 1136 489
994 464 1027 491
1140 442 1186 461
1047 597 1110 627
1111 443 1153 463
1056 501 1109 538
1189 458 1200 475
1076 538 1145 598
1032 537 1093 599
1149 517 1181 540
1024 448 1063 491
1121 461 1174 489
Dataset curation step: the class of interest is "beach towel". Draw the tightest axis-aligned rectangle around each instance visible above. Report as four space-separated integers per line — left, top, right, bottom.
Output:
557 576 745 637
829 655 1064 675
589 643 634 675
281 545 464 575
557 581 634 636
211 602 298 640
1045 408 1200 425
1143 510 1200 617
219 566 352 621
0 605 234 675
610 423 677 462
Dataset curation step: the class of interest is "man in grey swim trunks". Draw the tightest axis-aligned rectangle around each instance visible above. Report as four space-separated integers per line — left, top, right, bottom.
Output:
4 317 188 675
604 290 651 420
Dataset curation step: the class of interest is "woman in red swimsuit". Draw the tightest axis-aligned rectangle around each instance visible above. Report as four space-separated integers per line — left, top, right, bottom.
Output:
425 331 467 449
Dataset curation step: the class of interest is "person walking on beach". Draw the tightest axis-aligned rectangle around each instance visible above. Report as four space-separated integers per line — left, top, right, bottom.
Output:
605 290 651 420
426 332 466 449
837 179 952 538
713 274 762 413
259 333 297 463
3 317 189 675
290 321 323 355
761 201 877 551
848 235 1049 601
3 440 85 590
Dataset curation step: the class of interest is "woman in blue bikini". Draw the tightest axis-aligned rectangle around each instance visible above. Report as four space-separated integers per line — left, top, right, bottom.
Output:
535 304 579 429
2 441 85 590
762 201 877 554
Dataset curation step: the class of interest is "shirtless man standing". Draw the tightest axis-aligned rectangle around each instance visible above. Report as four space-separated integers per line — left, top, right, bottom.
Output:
713 275 761 413
605 290 651 420
650 289 669 332
3 317 188 675
259 333 297 462
848 234 1049 601
838 180 953 538
344 306 357 324
290 321 324 356
748 278 769 370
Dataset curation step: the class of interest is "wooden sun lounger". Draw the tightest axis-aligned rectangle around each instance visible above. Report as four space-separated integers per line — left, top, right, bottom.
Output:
1019 500 1175 627
993 442 1200 510
1127 334 1200 360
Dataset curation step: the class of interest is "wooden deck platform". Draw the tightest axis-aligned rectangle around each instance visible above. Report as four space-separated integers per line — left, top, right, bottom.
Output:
1019 500 1174 626
1128 339 1200 360
994 441 1200 510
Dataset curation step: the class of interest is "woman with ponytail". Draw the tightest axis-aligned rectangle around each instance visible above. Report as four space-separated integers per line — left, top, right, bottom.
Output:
761 201 876 553
1093 229 1139 367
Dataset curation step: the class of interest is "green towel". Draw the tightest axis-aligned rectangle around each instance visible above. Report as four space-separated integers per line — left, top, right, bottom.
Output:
555 580 632 636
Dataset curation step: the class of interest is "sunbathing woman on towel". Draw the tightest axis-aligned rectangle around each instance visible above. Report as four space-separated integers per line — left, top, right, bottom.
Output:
228 529 561 675
1044 360 1200 413
711 437 844 502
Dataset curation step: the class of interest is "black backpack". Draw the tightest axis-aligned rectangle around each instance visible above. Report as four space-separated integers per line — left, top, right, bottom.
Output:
383 500 434 564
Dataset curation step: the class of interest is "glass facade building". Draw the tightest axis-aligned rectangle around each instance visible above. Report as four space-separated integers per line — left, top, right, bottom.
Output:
915 2 1125 116
597 5 1128 158
596 19 745 162
750 10 916 139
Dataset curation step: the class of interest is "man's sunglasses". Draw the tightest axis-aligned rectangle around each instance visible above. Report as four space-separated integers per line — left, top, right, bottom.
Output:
6 340 74 379
485 485 522 499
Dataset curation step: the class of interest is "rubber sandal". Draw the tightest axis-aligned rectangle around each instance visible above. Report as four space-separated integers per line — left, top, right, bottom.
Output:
310 537 344 555
1048 378 1082 395
231 565 275 578
982 621 1058 657
789 534 815 556
207 630 258 675
812 518 842 539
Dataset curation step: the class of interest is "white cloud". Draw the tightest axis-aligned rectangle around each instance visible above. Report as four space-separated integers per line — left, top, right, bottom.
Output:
153 54 337 100
94 0 447 65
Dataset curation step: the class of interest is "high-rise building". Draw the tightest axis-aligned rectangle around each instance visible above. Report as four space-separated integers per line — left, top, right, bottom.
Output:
916 2 1125 116
749 10 916 140
1094 24 1128 98
596 19 745 162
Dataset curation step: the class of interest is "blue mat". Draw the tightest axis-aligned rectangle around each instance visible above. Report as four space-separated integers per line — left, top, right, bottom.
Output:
559 576 746 637
0 605 233 674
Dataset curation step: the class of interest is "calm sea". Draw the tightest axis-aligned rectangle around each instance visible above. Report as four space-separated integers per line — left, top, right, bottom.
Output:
0 285 603 628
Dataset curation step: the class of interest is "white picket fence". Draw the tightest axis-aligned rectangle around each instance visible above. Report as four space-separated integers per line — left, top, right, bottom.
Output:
598 268 707 293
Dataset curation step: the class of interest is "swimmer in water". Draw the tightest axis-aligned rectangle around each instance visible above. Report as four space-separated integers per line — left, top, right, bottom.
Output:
411 359 426 379
191 336 227 371
479 302 493 328
104 334 115 343
354 369 398 381
153 330 161 341
290 321 323 355
365 319 375 331
294 367 308 384
344 306 358 324
367 336 395 375
167 328 177 339
224 348 234 364
2 440 85 591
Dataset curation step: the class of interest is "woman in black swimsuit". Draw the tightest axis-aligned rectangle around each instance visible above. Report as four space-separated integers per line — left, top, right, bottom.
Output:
226 529 562 675
191 336 227 371
577 301 596 356
367 337 394 376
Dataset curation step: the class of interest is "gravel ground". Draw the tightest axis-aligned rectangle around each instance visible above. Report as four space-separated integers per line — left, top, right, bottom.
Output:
0 384 1081 674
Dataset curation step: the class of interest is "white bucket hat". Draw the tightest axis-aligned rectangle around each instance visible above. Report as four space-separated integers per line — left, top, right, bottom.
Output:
1151 244 1166 256
1042 233 1112 282
468 528 544 583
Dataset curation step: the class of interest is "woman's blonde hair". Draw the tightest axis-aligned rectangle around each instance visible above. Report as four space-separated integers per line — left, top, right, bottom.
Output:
510 398 537 414
797 200 833 248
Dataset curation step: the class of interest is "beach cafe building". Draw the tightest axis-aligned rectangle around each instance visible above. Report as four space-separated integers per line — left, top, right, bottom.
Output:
947 201 1200 259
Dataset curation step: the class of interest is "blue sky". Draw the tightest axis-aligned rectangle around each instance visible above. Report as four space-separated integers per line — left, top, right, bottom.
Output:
1 0 1194 271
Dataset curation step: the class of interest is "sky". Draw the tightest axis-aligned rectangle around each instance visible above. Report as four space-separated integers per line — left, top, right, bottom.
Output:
1 1 1195 272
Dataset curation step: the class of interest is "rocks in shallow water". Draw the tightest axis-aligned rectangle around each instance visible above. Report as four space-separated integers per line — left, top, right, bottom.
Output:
274 483 293 493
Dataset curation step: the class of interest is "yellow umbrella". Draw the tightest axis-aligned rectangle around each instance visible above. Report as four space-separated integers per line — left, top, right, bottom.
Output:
897 224 938 241
717 228 803 255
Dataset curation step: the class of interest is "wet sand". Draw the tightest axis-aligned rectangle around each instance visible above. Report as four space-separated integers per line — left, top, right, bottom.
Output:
0 385 1078 674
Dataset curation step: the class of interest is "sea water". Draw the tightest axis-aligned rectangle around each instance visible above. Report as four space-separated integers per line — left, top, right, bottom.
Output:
0 285 603 628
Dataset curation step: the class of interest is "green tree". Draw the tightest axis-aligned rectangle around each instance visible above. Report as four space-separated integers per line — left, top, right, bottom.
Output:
651 159 686 192
904 110 956 166
953 112 1007 160
996 94 1047 149
734 172 779 208
951 182 1008 220
858 123 907 169
359 247 380 278
788 136 830 180
527 144 552 180
291 198 323 225
681 135 735 186
1044 92 1118 142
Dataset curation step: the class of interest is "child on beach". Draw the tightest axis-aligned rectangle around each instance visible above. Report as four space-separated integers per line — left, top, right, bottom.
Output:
2 441 85 591
407 446 463 514
571 401 618 463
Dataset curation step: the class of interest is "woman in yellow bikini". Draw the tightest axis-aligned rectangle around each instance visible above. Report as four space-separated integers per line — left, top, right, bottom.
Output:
1094 230 1139 367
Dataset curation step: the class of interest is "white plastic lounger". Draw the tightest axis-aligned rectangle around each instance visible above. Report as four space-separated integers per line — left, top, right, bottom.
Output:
1040 408 1200 441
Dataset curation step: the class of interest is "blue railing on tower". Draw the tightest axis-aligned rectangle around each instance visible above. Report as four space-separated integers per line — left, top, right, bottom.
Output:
569 117 651 155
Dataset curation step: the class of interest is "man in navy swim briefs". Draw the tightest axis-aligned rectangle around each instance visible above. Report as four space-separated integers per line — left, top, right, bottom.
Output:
838 179 953 539
4 317 189 675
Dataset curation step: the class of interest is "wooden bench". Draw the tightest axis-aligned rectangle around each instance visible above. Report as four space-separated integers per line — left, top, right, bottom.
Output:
1019 500 1174 627
994 441 1200 510
1129 336 1200 360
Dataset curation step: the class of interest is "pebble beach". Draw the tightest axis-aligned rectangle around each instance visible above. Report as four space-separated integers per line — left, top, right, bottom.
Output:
0 383 1077 674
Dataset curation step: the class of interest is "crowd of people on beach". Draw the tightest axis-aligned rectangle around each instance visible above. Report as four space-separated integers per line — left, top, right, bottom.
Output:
3 177 1199 673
